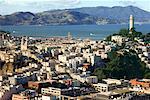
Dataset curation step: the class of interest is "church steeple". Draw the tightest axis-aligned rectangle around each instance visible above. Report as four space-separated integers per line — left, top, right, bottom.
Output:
21 36 28 51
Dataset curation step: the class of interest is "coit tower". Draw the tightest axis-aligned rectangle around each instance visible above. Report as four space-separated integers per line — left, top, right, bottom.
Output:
129 15 134 32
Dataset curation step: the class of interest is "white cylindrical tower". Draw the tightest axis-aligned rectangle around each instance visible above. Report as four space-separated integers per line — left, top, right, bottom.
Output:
129 15 134 31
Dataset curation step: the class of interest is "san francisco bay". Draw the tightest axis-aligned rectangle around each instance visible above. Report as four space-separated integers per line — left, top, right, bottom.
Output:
0 24 149 40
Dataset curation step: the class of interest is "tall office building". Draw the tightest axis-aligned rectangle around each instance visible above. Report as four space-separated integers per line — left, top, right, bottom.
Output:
129 15 134 32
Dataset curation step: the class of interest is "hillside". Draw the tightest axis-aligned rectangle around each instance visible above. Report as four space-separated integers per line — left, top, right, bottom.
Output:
71 6 150 22
0 10 114 25
0 6 150 25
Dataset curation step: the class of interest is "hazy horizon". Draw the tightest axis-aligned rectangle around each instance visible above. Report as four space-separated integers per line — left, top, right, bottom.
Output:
0 0 150 15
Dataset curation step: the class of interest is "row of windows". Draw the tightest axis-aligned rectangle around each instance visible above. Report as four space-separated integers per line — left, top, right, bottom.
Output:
42 89 61 94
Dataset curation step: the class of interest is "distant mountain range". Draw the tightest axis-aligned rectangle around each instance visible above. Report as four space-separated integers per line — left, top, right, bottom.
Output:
0 6 150 25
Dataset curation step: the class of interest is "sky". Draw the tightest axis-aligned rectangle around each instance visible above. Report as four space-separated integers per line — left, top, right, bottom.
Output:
0 0 150 15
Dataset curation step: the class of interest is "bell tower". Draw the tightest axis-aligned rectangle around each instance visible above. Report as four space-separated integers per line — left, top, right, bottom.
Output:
21 36 28 51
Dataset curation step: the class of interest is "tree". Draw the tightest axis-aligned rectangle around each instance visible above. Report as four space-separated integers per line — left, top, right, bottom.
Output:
142 33 150 43
93 68 106 81
144 73 150 79
105 35 112 41
119 28 129 37
93 51 149 80
0 30 11 34
117 28 143 40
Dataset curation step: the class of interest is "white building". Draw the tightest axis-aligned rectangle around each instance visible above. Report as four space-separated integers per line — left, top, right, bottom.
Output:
103 79 122 85
68 59 78 70
93 83 113 93
58 55 69 63
42 95 57 100
83 53 101 66
86 76 98 84
111 36 126 44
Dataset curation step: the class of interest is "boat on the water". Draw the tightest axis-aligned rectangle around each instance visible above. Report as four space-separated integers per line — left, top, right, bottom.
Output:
90 33 95 36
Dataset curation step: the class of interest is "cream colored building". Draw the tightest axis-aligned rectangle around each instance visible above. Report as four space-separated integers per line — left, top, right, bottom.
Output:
86 76 98 84
0 51 17 63
111 35 126 44
103 79 122 85
93 83 113 93
42 87 62 96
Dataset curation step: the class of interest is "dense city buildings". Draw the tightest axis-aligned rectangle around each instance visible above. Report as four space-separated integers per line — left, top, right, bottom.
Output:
0 15 150 100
